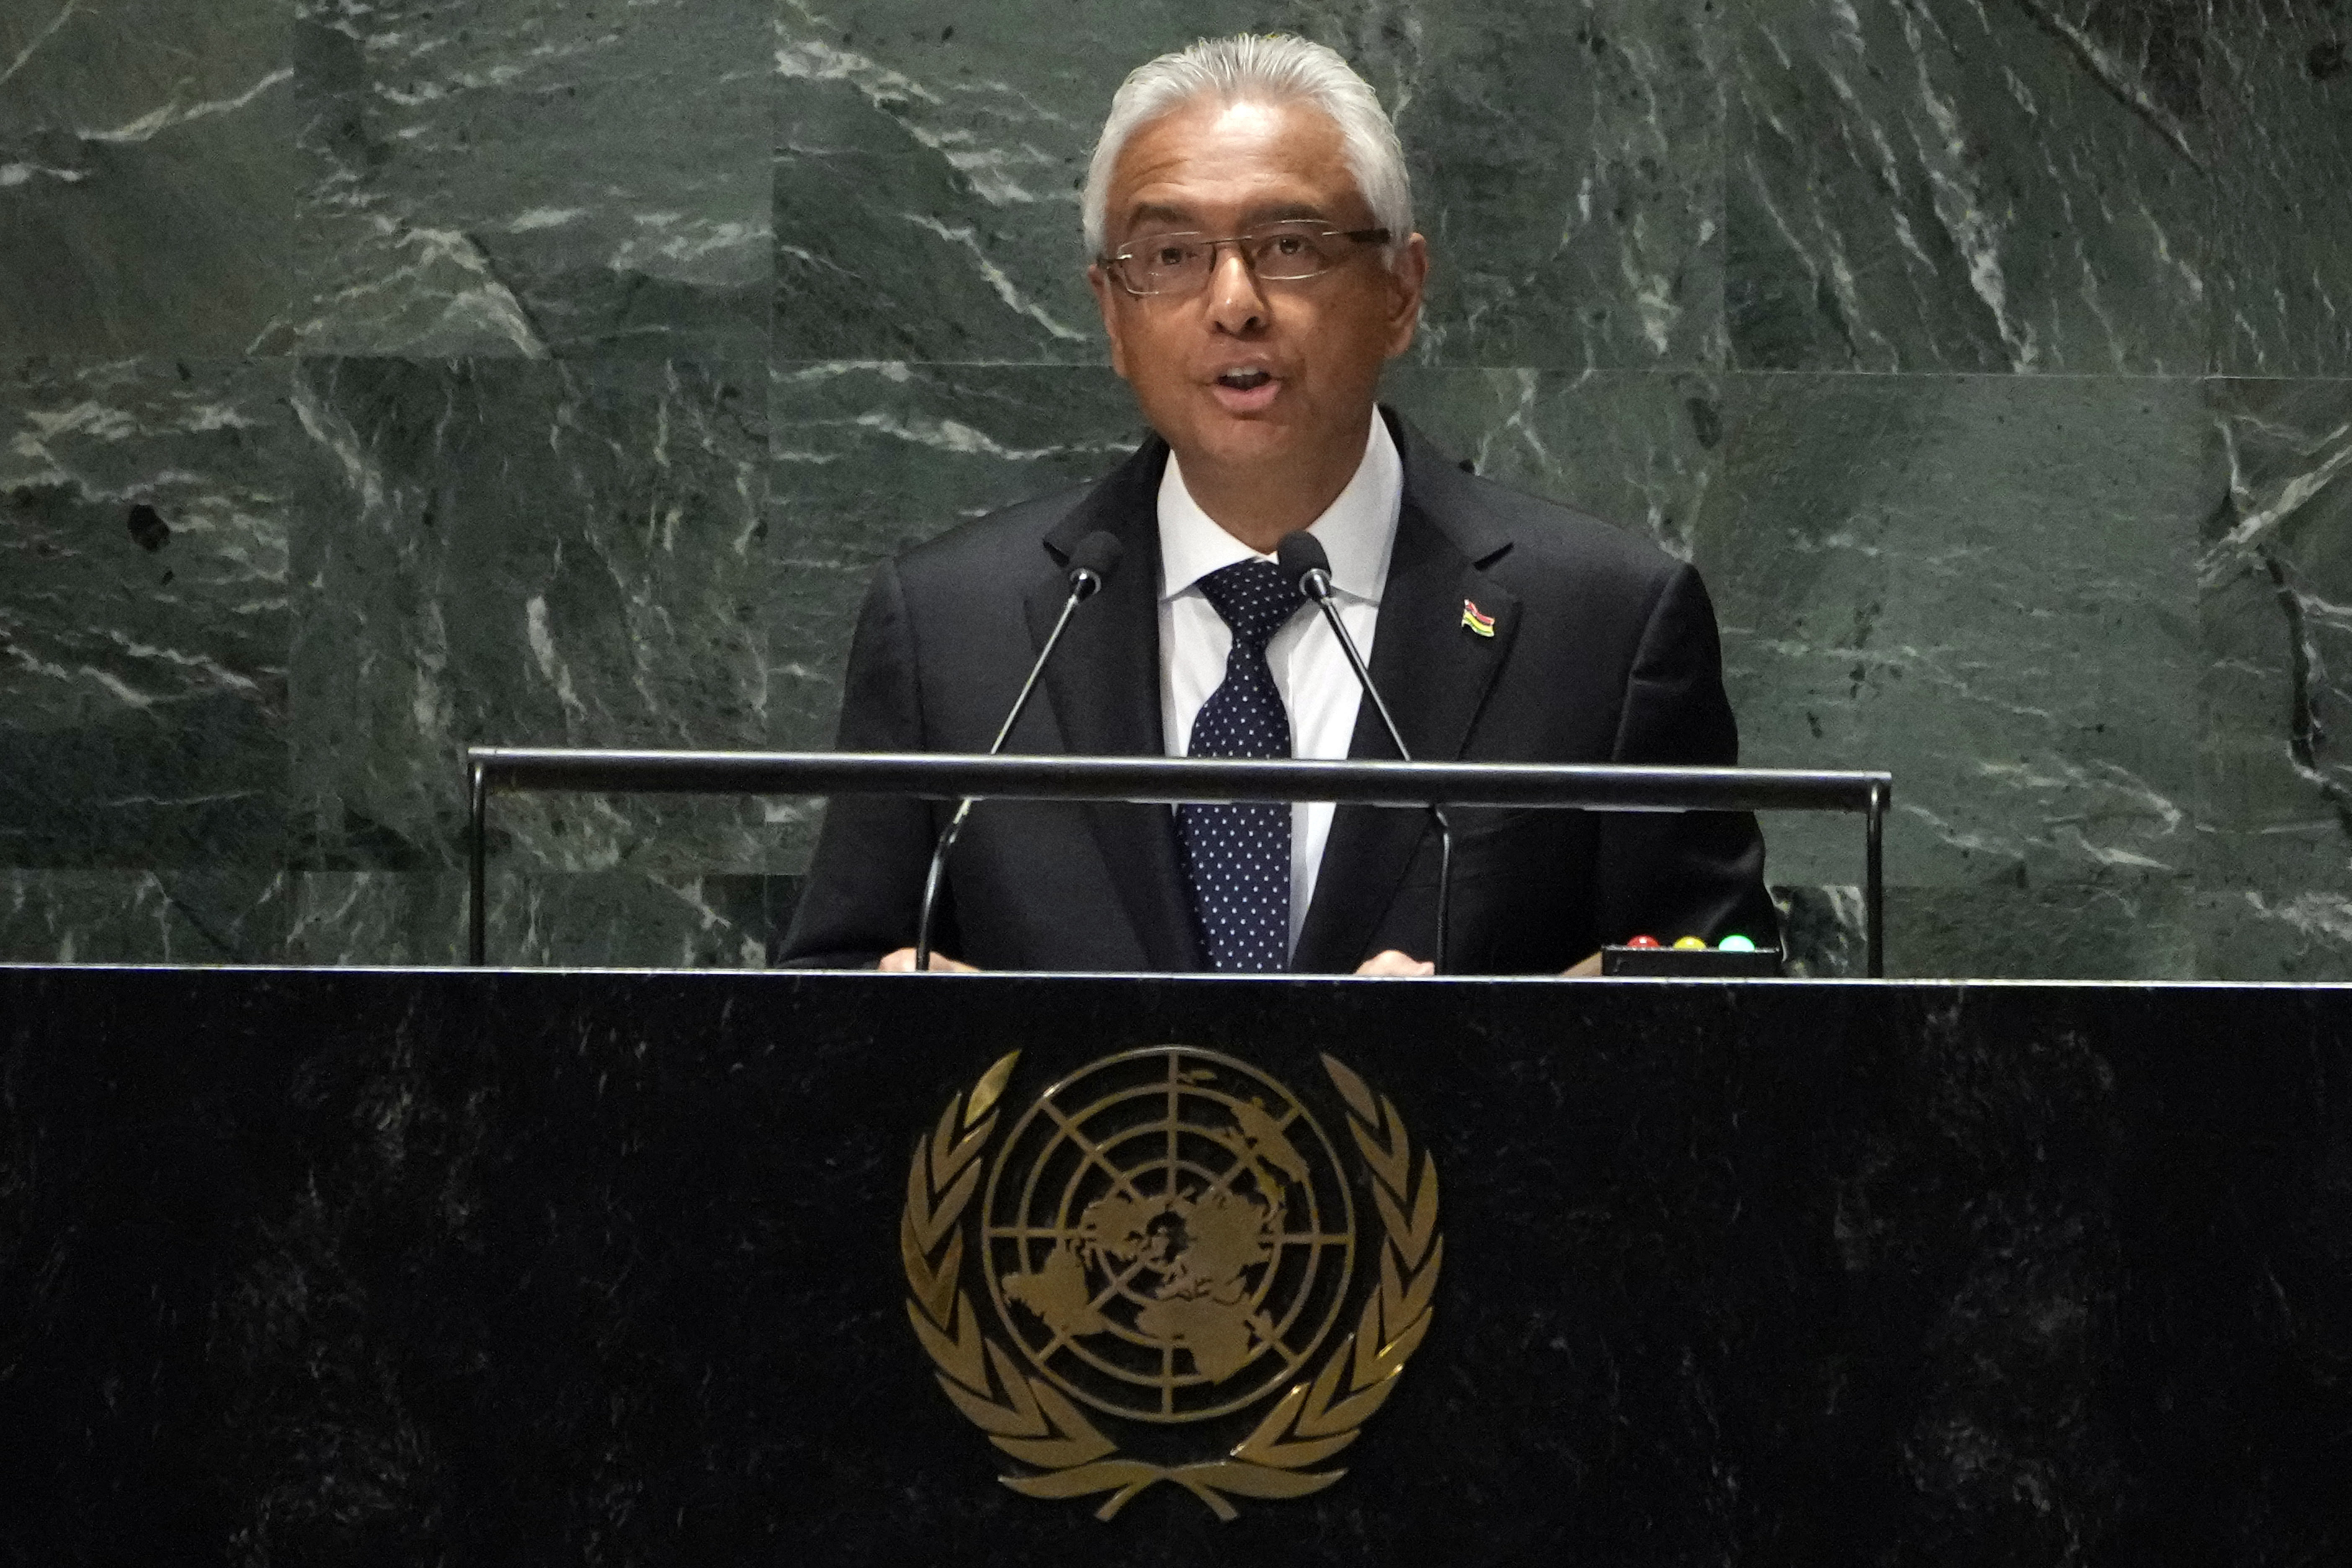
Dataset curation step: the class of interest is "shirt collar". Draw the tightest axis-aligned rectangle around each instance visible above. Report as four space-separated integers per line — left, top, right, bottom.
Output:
1156 413 1402 606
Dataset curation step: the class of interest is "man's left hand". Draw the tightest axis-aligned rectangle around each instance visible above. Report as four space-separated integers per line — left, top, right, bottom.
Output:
1354 949 1434 977
878 947 978 972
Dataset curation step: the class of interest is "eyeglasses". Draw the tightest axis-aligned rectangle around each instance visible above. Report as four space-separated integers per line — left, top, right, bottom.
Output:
1103 222 1392 297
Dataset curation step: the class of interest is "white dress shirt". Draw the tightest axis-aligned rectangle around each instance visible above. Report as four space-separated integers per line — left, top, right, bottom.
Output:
1157 415 1403 954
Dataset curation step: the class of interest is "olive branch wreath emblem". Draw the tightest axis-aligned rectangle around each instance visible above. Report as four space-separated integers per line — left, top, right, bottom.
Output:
900 1049 1442 1522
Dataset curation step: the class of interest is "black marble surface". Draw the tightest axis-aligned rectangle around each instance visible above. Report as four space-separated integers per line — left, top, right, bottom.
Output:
0 966 2346 1563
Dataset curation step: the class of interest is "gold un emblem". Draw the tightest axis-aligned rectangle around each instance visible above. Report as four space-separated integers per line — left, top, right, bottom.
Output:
900 1045 1442 1521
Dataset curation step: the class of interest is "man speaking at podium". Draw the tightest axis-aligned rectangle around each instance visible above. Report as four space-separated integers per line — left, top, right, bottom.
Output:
781 35 1773 976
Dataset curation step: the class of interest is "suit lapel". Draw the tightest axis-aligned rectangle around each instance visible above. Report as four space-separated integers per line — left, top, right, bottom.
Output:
1030 438 1204 970
1291 415 1520 972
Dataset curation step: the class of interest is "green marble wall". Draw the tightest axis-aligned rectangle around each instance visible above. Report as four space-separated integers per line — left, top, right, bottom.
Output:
4 0 2349 977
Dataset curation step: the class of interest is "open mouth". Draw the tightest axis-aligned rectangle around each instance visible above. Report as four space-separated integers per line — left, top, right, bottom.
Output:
1217 369 1274 391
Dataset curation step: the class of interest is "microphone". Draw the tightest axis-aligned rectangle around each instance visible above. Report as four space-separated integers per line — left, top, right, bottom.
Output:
1276 531 1455 974
912 531 1123 971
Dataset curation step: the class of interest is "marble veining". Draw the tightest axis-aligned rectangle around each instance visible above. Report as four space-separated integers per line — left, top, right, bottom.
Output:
1400 0 1728 369
1730 0 2210 373
286 356 776 880
2205 1 2352 374
282 867 794 968
283 0 771 358
3 969 2347 1558
0 0 298 356
0 358 295 867
774 0 1727 369
0 867 290 964
2196 379 2352 977
5 0 2352 976
1385 366 1723 558
766 360 1142 772
1695 371 2210 975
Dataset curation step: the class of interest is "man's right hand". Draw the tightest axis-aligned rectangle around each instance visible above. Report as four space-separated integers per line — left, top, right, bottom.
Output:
878 948 979 972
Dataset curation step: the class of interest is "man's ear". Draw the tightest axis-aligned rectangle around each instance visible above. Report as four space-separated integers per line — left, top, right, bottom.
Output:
1087 263 1131 380
1382 232 1429 360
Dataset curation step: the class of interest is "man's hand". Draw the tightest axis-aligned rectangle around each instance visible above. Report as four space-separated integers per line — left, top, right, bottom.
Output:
882 949 1594 975
878 948 979 972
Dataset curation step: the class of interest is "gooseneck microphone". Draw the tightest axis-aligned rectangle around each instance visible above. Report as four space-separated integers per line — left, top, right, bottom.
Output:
911 531 1123 972
1276 531 1455 974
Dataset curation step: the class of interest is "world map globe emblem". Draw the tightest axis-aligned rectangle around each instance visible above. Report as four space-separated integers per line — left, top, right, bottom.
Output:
982 1045 1357 1423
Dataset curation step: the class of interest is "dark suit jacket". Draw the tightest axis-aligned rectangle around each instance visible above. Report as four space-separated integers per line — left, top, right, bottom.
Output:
779 410 1774 972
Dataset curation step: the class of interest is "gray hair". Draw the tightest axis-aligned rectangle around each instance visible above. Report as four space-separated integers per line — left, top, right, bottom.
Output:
1081 35 1413 260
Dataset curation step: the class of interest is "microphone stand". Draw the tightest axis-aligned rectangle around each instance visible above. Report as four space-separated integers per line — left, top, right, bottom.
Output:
1295 562 1455 975
912 556 1110 971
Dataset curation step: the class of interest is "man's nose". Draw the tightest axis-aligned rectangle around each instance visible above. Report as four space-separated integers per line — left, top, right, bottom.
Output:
1204 243 1268 335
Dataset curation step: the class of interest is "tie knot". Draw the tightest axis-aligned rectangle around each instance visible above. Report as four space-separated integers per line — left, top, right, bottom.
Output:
1197 557 1301 651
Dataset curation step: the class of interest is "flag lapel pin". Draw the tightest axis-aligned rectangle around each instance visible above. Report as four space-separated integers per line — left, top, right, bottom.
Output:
1461 598 1496 637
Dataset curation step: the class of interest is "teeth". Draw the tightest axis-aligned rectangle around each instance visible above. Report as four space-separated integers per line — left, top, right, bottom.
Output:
1220 371 1271 389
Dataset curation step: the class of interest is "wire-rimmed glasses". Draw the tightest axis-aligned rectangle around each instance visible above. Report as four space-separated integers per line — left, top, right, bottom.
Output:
1102 222 1392 297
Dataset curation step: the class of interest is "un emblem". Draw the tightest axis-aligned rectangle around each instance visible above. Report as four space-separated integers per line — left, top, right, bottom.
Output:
901 1046 1442 1521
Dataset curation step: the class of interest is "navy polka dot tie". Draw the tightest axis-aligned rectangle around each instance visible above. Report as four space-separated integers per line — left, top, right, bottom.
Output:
1180 558 1303 972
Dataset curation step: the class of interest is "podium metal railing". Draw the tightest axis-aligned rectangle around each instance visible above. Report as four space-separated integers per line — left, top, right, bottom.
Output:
463 749 1892 975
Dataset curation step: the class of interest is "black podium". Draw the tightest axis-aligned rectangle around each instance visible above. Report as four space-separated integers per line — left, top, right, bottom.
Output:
2 965 2347 1564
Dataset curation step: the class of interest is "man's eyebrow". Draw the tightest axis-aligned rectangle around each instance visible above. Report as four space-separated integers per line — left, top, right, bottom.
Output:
1241 201 1331 225
1122 203 1197 232
1117 199 1337 235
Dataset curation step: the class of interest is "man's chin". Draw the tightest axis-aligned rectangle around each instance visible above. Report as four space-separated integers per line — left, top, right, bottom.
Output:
1176 410 1306 472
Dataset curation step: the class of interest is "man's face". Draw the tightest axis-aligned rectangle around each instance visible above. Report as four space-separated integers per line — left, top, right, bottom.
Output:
1087 97 1426 480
